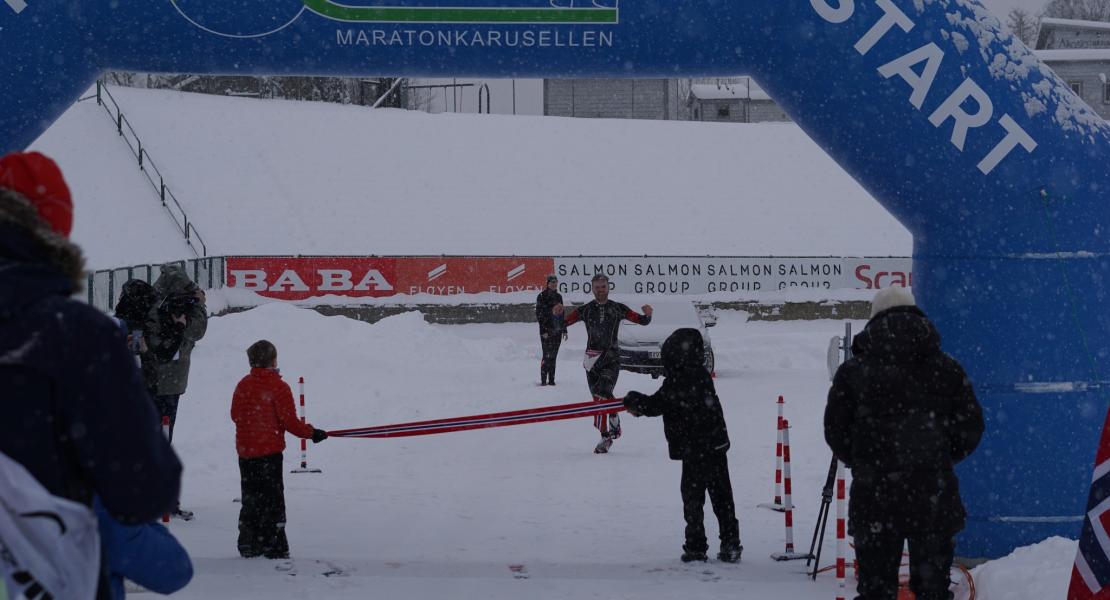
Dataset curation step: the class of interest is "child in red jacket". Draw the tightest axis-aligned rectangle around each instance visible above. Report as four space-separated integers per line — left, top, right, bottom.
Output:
231 340 328 559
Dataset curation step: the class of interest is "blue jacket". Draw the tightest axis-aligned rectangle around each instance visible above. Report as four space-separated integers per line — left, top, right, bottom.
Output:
0 224 182 523
94 499 193 599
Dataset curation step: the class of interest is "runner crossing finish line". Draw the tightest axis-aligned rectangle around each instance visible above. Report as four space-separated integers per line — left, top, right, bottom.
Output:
329 399 625 439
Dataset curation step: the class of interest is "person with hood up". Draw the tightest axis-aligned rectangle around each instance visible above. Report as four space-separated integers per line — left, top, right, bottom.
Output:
145 262 208 444
623 328 742 564
824 287 984 600
0 151 183 599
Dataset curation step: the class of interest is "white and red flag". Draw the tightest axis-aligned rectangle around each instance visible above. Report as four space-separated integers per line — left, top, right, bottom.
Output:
1069 408 1110 599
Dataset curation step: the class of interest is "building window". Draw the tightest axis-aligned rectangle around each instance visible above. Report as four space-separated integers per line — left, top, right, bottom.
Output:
1069 81 1083 96
717 105 731 118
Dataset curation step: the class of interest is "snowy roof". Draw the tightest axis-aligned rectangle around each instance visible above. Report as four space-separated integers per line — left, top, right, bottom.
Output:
688 82 771 103
1039 17 1110 33
33 86 910 267
1036 17 1110 50
1036 48 1110 62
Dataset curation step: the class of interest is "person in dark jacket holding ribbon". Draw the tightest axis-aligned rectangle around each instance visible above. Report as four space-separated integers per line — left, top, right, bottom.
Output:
824 287 984 600
535 274 565 386
231 340 328 559
624 328 742 564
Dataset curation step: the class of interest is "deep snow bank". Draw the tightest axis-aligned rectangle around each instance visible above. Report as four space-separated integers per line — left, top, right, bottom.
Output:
32 87 910 270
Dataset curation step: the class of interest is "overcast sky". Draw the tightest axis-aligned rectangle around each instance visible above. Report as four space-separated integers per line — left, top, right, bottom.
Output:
981 0 1050 18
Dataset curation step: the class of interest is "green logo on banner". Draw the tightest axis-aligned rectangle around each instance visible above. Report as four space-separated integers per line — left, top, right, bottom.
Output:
305 0 619 24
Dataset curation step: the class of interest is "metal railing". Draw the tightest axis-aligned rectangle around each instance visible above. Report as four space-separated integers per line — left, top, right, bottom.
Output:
85 81 209 257
86 256 226 312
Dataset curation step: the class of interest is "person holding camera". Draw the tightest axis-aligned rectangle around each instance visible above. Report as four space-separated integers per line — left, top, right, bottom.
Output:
141 263 206 520
145 263 208 443
115 279 158 374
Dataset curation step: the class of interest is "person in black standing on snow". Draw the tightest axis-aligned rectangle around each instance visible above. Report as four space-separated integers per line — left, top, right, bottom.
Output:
824 287 983 600
553 273 652 454
536 274 566 386
624 328 742 564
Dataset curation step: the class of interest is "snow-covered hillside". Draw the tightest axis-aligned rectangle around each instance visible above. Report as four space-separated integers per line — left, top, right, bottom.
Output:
31 87 911 270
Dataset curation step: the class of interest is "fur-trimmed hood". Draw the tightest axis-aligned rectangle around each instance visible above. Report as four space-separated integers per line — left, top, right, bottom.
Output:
0 188 85 311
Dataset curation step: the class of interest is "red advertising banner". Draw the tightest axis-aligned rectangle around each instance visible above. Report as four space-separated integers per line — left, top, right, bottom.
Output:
394 257 553 295
226 257 399 300
226 256 554 300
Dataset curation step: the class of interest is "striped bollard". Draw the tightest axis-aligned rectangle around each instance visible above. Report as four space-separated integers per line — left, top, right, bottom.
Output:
291 377 322 474
758 395 787 512
836 460 846 600
162 416 171 524
772 420 812 561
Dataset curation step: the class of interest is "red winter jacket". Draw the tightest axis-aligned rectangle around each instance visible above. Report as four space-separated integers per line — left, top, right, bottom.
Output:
231 368 315 458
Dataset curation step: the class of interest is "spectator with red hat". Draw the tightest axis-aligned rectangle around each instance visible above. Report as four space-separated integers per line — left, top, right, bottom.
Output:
0 151 184 599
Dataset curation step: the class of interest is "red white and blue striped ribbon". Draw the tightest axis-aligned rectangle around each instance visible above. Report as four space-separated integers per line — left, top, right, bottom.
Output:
329 399 625 439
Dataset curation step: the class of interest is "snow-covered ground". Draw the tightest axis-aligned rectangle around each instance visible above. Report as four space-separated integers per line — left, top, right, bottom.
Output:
30 87 911 270
164 303 1073 599
19 80 1070 598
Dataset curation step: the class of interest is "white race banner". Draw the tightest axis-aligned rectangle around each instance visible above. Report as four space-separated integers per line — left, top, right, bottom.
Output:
553 257 912 295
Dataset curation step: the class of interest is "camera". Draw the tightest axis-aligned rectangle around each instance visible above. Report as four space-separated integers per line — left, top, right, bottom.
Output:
128 329 144 354
161 292 199 317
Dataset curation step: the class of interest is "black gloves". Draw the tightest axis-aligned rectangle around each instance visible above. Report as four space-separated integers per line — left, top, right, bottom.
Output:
623 391 645 417
311 428 328 443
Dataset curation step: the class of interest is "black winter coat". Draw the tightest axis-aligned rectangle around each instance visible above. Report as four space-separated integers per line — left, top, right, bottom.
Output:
624 328 730 461
824 305 983 536
535 288 564 336
0 225 182 523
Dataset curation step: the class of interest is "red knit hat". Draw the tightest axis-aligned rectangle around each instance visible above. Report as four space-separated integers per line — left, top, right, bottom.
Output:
0 152 73 238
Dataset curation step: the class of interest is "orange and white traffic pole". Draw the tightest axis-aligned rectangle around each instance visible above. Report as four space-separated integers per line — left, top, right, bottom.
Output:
772 420 811 561
291 377 322 474
759 395 786 512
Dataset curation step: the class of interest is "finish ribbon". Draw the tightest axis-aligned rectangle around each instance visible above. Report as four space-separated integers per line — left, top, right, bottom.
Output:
329 399 625 439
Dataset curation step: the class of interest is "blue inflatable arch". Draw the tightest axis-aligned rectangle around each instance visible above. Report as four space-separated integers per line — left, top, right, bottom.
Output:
4 0 1108 558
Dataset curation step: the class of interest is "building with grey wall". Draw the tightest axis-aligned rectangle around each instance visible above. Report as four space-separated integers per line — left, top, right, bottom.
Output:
686 80 790 124
543 79 683 120
544 77 791 123
1036 18 1110 120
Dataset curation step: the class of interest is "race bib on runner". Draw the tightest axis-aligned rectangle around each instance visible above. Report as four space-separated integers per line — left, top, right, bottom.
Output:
583 349 602 371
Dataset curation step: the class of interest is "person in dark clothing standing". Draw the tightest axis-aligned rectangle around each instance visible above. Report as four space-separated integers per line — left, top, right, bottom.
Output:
554 273 652 454
624 328 742 564
0 152 183 600
535 274 566 386
231 340 328 559
145 262 208 444
824 287 984 600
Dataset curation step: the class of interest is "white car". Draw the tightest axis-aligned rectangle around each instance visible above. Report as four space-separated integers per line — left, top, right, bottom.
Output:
616 300 715 378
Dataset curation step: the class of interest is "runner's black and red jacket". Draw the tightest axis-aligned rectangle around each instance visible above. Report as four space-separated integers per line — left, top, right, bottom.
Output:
565 300 651 359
